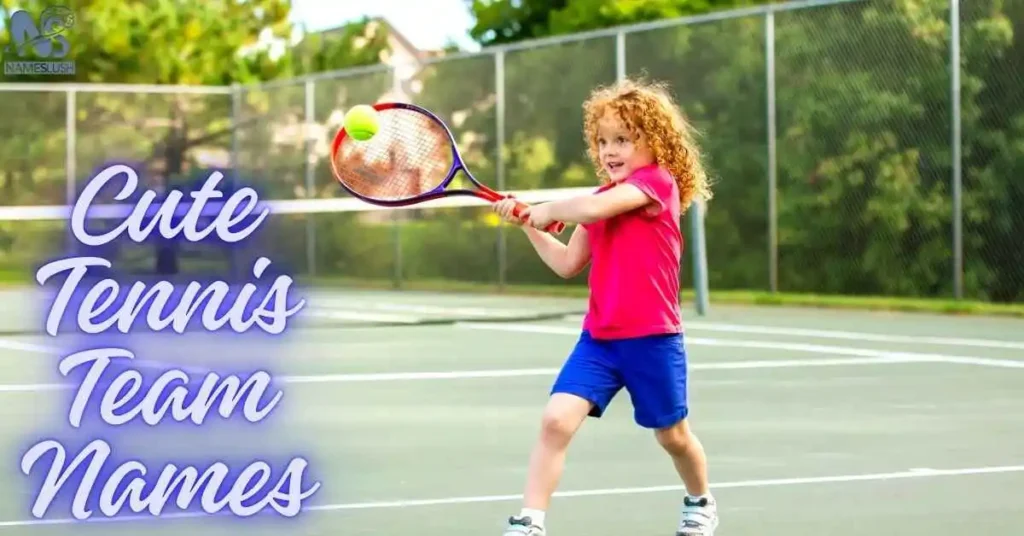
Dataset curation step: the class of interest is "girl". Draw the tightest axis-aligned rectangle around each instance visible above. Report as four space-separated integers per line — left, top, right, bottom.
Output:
493 78 716 536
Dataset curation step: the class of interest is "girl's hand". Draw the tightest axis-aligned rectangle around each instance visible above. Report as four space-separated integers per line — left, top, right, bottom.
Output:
525 203 555 230
493 197 525 226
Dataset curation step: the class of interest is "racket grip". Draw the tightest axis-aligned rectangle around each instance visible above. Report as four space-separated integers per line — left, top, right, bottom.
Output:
545 221 567 234
511 201 566 235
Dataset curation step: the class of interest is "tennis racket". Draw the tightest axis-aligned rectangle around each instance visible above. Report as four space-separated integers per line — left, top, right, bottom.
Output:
329 102 565 234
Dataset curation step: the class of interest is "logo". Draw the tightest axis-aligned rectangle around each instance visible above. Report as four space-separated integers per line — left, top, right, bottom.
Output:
3 6 76 76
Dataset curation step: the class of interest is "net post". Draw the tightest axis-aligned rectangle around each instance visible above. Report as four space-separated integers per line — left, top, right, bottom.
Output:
690 200 710 316
496 49 508 291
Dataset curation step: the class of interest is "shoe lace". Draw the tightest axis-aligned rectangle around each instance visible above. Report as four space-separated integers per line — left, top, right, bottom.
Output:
680 496 713 529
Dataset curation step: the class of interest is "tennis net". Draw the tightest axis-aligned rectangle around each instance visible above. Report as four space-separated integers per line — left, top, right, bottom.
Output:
0 187 606 333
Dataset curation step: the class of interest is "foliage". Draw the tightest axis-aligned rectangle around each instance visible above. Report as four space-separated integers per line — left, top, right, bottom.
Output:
468 0 771 45
0 0 295 85
0 0 389 205
413 0 1022 303
291 17 391 76
0 0 1022 305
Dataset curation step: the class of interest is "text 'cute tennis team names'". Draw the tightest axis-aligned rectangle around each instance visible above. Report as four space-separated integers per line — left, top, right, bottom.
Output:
22 164 320 521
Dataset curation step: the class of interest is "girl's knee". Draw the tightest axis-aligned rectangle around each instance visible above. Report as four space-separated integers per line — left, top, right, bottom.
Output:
539 394 591 446
654 418 692 453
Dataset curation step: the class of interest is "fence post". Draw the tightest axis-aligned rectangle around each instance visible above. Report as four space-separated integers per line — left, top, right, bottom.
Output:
65 89 76 206
765 9 779 293
230 84 240 189
228 84 241 279
950 0 963 299
391 67 403 289
496 49 507 290
616 31 626 81
304 79 317 278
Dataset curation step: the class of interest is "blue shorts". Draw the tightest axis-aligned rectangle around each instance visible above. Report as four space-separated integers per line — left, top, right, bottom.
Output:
551 331 688 429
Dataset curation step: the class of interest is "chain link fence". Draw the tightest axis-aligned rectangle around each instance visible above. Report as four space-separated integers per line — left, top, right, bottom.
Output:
627 13 770 293
0 0 1021 303
961 0 1024 303
775 1 956 298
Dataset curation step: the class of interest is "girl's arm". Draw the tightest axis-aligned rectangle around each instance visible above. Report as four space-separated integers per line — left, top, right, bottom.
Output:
521 224 590 279
541 184 652 225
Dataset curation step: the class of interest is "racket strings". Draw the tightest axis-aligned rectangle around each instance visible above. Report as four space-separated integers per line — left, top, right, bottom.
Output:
334 109 453 201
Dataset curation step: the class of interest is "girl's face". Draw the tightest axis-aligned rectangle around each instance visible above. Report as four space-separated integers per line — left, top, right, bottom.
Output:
595 110 655 182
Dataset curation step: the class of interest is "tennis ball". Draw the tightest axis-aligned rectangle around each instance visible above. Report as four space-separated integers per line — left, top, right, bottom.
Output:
344 104 379 141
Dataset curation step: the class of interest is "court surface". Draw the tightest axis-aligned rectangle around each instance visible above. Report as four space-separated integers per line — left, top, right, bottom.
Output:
0 287 1021 535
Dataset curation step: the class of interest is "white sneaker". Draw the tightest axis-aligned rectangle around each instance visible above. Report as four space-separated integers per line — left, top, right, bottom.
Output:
503 515 545 536
676 495 719 535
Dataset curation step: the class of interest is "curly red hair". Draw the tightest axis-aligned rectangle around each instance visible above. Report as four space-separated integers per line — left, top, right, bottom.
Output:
582 78 712 210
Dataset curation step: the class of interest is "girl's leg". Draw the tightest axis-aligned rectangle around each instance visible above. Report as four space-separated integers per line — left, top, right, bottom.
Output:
655 419 717 535
654 418 709 496
504 332 621 535
615 333 718 535
522 393 594 510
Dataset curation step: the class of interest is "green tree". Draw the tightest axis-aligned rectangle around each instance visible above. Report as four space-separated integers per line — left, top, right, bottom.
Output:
0 0 295 205
468 0 773 45
1 0 294 85
0 1 392 197
374 1 772 286
408 0 1024 301
292 17 390 75
238 18 392 201
0 0 391 276
960 0 1024 301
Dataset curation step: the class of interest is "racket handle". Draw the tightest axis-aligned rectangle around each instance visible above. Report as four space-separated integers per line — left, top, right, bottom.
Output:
511 201 566 235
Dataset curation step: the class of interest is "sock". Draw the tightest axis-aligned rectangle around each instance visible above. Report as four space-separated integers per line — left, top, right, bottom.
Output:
520 508 546 527
686 492 714 505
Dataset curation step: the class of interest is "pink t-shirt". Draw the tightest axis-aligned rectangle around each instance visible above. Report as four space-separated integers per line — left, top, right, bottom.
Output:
581 164 683 340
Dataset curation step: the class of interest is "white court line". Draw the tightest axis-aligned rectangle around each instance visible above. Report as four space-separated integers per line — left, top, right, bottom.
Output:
925 355 1024 368
0 355 922 393
304 309 421 324
0 340 51 353
0 325 1020 392
281 368 560 383
276 355 923 385
1 463 1021 527
559 316 1024 350
693 338 1024 368
685 321 1024 350
0 383 65 392
456 322 1024 369
0 340 210 374
311 463 1024 511
312 300 527 318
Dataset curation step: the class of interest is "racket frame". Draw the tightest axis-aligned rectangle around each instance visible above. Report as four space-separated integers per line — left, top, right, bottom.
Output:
330 102 565 233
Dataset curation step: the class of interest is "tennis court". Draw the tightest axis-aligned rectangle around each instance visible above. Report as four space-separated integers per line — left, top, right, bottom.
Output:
0 287 1020 535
